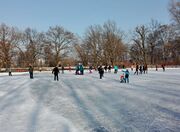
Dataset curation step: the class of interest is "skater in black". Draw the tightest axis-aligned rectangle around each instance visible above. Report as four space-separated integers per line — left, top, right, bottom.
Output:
8 68 12 76
143 65 145 74
108 65 111 73
139 65 143 74
162 64 165 72
98 66 104 79
89 65 93 73
104 65 107 73
29 65 34 79
52 66 59 81
144 64 148 74
134 64 139 75
156 65 158 71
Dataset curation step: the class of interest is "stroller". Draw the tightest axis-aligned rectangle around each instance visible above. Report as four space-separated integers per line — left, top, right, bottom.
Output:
120 74 125 83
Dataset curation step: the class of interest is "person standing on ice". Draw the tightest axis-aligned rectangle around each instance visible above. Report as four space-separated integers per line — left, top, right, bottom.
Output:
104 65 107 72
114 65 118 74
28 65 34 79
139 65 143 74
124 69 130 83
108 65 111 72
79 64 84 75
156 65 158 71
162 64 165 72
98 65 104 79
52 66 59 81
89 65 93 73
134 64 139 75
8 67 12 76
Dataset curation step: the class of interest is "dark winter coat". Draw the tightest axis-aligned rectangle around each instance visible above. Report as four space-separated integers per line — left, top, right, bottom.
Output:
52 67 59 75
29 66 33 73
98 66 104 75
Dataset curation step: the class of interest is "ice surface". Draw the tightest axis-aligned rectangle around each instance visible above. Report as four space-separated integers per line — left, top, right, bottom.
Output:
0 68 180 132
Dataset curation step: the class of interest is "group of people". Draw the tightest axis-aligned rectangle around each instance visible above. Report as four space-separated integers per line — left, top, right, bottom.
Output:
25 63 165 83
75 63 84 75
134 64 148 75
97 65 129 83
156 64 166 72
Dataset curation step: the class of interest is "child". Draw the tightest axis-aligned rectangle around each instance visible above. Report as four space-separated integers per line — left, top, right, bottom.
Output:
123 69 129 83
120 74 125 83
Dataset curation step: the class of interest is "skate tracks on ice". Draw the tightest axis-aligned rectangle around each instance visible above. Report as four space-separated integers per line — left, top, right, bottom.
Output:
0 69 180 132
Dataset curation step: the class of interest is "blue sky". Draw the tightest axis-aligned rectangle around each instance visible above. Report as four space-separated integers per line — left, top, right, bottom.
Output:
0 0 170 36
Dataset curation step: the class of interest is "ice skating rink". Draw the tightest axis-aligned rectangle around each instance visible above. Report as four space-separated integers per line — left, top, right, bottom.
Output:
0 68 180 132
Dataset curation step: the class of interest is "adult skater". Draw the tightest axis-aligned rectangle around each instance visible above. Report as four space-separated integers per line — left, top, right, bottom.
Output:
52 66 59 81
89 65 93 73
114 65 118 74
162 64 165 72
156 65 158 71
108 65 111 72
29 65 34 79
104 65 107 72
124 69 130 83
139 65 143 74
8 67 12 76
134 64 139 75
98 66 104 79
144 64 148 74
79 64 84 75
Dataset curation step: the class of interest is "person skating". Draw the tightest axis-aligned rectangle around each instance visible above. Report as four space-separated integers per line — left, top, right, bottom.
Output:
104 65 107 72
124 69 129 83
52 66 59 81
89 65 93 73
108 65 111 73
98 66 104 79
162 64 165 72
8 67 12 76
156 65 158 71
143 65 146 74
134 64 139 75
79 64 84 75
29 65 34 79
114 65 118 74
139 65 143 74
75 64 80 75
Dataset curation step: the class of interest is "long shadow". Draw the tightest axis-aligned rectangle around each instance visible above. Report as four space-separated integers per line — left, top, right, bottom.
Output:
154 105 180 120
84 78 148 131
0 80 28 112
81 75 167 131
27 79 50 132
127 83 180 99
61 77 103 131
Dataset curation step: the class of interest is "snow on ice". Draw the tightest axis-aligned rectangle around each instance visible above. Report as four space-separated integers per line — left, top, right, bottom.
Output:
0 68 180 132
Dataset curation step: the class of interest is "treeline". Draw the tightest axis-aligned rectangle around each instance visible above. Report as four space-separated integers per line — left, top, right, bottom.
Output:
0 0 179 69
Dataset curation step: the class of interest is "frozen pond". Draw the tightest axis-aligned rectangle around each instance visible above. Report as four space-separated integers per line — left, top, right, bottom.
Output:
0 68 180 132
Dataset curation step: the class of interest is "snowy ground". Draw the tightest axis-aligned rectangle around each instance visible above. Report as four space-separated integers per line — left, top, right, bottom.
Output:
0 68 180 132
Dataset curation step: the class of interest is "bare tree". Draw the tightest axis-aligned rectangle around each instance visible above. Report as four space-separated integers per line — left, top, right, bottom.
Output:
22 28 44 66
169 0 180 26
132 25 149 65
102 21 125 65
0 23 20 69
83 25 103 67
147 20 162 64
45 26 75 65
76 21 126 67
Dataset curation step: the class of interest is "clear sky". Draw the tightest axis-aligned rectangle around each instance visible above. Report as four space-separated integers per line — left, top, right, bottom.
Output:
0 0 170 36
